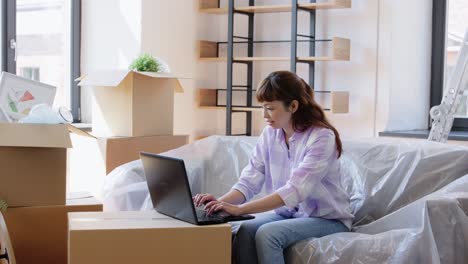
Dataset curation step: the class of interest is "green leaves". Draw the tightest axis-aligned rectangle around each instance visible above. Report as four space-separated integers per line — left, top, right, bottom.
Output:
129 54 162 72
0 199 7 212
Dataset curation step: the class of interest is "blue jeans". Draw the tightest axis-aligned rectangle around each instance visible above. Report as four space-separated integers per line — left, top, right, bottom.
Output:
230 213 349 264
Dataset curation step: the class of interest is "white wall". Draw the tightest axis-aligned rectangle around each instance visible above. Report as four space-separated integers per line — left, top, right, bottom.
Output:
375 0 432 133
81 0 433 140
140 0 223 139
81 0 142 122
314 0 380 139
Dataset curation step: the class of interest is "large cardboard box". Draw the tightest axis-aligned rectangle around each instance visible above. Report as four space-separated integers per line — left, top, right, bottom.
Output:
68 134 189 195
78 70 185 137
0 123 72 207
68 211 231 264
71 133 189 175
3 194 102 264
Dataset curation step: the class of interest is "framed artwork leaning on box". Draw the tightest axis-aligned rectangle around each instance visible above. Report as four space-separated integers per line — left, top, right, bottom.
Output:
0 72 56 122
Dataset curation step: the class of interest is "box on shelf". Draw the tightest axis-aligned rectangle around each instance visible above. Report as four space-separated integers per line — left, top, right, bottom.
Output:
68 211 231 264
78 70 185 137
2 193 102 264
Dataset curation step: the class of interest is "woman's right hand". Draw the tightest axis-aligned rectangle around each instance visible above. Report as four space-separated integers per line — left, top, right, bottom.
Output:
193 193 217 207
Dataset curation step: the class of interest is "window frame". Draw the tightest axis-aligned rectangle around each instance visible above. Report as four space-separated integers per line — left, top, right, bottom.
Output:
430 0 468 131
1 0 82 122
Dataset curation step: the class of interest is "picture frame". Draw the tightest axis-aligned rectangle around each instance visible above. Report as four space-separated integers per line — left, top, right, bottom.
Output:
0 72 56 122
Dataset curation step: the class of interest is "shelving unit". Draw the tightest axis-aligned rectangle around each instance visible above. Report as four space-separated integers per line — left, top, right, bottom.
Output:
198 0 351 136
199 0 351 14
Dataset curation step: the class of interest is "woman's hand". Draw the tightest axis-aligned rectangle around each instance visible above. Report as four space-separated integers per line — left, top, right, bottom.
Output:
205 200 243 216
192 193 217 207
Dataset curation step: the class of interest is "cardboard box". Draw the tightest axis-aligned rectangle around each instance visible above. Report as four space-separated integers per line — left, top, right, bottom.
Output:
68 134 188 194
70 133 189 175
3 194 102 264
68 211 231 264
78 70 185 137
0 123 72 207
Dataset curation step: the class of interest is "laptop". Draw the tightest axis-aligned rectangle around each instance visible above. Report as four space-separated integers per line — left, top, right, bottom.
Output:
140 152 255 225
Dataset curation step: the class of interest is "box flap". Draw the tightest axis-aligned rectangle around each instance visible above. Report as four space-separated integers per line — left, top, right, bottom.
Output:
134 71 187 93
0 123 72 148
77 70 131 87
67 191 94 200
77 70 189 93
67 124 97 139
134 71 189 79
134 71 169 78
66 192 101 207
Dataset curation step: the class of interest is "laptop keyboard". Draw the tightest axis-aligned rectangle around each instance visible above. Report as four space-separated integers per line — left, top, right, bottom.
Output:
195 209 228 222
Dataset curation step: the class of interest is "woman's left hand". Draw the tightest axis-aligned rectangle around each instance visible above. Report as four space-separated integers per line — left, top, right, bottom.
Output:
205 200 243 216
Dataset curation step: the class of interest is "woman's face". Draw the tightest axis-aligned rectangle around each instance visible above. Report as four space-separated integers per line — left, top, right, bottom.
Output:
262 100 295 129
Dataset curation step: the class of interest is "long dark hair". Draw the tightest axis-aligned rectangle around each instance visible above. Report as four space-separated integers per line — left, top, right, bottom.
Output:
256 70 343 157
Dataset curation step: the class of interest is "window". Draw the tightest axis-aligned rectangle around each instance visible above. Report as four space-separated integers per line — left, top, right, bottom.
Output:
430 0 468 130
1 0 81 122
446 0 468 118
20 66 40 81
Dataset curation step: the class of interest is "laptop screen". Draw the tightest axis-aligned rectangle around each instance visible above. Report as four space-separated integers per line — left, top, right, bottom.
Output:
140 152 198 225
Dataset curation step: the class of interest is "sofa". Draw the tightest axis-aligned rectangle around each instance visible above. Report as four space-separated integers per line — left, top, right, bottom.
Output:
102 136 468 263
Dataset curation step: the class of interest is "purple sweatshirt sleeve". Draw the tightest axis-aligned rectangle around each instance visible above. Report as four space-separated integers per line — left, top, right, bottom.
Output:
232 128 268 201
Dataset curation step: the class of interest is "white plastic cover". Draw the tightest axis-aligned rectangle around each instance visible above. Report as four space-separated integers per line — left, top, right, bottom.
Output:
101 136 468 263
286 175 468 264
341 138 468 225
101 136 259 211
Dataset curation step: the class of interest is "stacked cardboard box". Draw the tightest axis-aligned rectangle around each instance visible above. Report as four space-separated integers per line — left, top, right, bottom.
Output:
74 70 189 177
65 71 196 263
3 194 102 264
0 123 72 207
0 70 192 264
0 123 103 264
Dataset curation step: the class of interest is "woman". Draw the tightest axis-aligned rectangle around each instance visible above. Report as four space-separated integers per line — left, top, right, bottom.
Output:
193 71 354 264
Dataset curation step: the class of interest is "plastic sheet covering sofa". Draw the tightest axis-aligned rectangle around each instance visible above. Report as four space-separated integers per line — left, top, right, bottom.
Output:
101 136 468 263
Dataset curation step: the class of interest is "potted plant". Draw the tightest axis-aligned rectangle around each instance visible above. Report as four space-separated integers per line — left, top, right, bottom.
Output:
129 54 170 73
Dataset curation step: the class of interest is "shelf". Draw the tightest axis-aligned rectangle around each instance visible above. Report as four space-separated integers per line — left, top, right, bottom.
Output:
198 88 261 112
236 5 291 13
199 0 351 14
217 39 333 44
199 56 290 62
199 40 218 60
300 0 351 10
330 91 349 113
198 89 349 114
199 106 262 112
199 7 229 14
198 0 226 13
199 38 350 62
199 89 218 107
